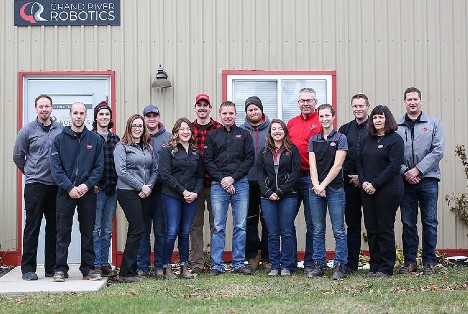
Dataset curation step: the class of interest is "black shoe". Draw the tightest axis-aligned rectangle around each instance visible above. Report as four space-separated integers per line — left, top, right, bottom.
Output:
399 264 417 275
373 271 390 279
233 266 252 275
306 263 324 278
22 272 38 281
210 269 223 277
53 271 66 282
423 264 435 275
45 272 54 278
119 276 144 283
332 263 346 280
191 267 203 274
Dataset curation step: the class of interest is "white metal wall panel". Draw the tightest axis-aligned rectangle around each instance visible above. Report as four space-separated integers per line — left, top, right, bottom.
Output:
1 0 467 254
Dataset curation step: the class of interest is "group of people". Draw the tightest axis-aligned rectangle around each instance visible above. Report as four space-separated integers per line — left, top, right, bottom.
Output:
13 86 444 283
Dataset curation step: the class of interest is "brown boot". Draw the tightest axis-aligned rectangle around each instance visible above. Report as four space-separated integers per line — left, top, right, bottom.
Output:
180 265 194 279
164 265 177 279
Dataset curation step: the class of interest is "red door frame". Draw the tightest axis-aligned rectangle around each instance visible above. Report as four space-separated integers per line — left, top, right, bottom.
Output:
10 71 116 266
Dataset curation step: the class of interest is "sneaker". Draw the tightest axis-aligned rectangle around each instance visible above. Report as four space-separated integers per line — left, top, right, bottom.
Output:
119 276 144 283
306 263 324 278
136 269 148 278
331 263 346 280
233 266 252 275
155 269 165 279
191 267 203 274
268 269 279 277
423 264 435 275
83 270 102 281
45 272 55 278
53 271 66 282
280 269 291 277
100 266 117 277
22 272 38 281
367 272 377 278
210 269 223 277
373 271 390 279
399 264 417 275
303 266 313 276
93 266 102 275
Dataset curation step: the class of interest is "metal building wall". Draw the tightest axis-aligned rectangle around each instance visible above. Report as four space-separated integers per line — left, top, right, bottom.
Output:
1 0 467 255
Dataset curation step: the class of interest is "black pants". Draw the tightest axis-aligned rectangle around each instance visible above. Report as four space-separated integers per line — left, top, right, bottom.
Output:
343 180 363 271
245 182 269 261
21 183 58 274
362 185 404 275
117 189 150 277
55 189 96 276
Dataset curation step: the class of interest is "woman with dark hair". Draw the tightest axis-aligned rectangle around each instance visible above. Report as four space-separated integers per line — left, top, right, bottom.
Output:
358 105 404 278
114 114 158 283
308 104 348 280
257 119 300 277
159 117 203 279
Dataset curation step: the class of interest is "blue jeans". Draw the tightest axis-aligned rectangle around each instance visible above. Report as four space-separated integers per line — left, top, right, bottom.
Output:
261 197 298 271
93 191 117 267
137 189 166 272
162 195 198 265
309 186 347 267
210 177 249 271
297 175 314 268
400 178 439 266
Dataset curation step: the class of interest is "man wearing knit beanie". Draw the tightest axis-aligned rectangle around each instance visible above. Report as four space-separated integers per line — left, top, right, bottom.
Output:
240 96 270 271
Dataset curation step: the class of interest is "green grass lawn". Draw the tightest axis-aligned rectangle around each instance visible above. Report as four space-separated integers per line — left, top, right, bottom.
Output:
1 266 467 314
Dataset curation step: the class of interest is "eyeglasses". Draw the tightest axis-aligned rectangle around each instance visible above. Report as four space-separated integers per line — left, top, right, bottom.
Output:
131 124 144 129
298 99 316 105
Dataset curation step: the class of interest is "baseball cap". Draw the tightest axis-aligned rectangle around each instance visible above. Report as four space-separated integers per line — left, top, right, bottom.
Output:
195 93 210 105
143 104 160 116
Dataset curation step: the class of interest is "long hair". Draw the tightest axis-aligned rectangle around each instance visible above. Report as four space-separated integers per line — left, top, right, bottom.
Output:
168 117 196 155
367 105 398 136
263 119 292 154
120 114 150 146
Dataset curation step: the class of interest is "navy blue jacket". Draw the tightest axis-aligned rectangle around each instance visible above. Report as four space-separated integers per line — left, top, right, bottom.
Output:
51 126 104 192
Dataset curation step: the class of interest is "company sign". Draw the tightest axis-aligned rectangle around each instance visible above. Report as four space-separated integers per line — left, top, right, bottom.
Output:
14 0 120 26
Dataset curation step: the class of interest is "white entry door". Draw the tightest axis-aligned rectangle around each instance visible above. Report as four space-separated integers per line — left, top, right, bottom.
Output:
21 74 112 264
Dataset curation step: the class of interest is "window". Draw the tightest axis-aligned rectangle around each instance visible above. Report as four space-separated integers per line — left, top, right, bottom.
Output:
223 70 336 125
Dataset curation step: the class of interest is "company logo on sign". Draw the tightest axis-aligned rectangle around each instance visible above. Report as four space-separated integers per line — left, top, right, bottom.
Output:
15 0 121 26
20 2 48 24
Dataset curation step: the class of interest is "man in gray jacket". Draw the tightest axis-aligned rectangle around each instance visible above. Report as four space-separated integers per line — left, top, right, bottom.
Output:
240 96 270 270
13 94 64 281
396 87 444 275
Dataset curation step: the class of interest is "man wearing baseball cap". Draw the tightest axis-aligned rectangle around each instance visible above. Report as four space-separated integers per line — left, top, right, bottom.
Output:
136 103 171 279
189 93 221 274
239 96 270 270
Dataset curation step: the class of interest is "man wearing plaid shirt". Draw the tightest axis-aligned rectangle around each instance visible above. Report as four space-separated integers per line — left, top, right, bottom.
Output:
189 93 221 274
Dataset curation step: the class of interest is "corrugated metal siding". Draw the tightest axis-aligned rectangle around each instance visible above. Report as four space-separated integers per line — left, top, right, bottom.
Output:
1 0 467 253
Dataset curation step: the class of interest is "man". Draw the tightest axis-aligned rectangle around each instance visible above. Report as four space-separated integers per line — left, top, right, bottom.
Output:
189 93 221 274
239 96 270 270
287 87 322 275
338 93 370 273
13 94 64 281
50 102 104 282
136 104 171 279
92 101 120 277
396 87 444 275
204 101 255 276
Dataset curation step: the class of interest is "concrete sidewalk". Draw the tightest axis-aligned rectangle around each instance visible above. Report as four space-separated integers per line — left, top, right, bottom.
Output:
0 265 108 295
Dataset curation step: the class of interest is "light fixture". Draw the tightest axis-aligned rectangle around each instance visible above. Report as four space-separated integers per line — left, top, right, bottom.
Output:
151 65 172 88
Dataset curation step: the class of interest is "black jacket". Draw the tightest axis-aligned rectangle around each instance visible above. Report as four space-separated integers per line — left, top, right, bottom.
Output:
159 143 204 199
257 144 301 199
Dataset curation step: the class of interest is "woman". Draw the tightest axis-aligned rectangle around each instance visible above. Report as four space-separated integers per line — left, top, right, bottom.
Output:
308 104 348 280
358 105 404 278
257 119 300 277
159 118 203 279
114 114 158 283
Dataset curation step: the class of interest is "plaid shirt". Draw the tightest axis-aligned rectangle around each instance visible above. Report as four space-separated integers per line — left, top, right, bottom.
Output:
193 118 221 187
95 130 120 195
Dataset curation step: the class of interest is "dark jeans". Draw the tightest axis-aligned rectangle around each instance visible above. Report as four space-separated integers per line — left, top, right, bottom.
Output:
162 194 198 265
362 185 404 275
297 175 313 268
118 189 150 277
22 183 58 274
400 178 439 266
55 189 96 276
137 188 165 272
245 182 269 261
343 179 363 271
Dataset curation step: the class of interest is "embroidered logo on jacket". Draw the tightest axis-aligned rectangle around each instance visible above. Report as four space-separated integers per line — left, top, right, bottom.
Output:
87 145 93 150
